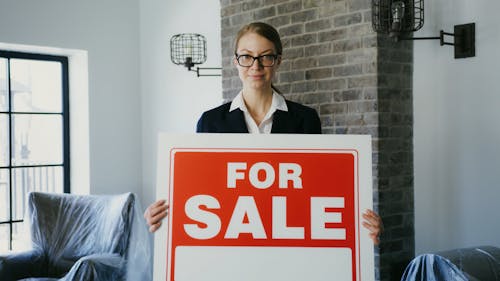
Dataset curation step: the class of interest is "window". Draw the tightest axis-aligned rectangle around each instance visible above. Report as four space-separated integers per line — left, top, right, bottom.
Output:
0 51 69 252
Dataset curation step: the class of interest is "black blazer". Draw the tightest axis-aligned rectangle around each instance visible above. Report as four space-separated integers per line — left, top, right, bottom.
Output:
196 100 322 134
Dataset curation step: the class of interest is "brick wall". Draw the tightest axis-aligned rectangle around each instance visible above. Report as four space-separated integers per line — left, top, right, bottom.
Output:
220 0 414 280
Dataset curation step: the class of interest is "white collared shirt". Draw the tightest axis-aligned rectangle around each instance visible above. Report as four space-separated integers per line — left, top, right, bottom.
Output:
229 91 288 134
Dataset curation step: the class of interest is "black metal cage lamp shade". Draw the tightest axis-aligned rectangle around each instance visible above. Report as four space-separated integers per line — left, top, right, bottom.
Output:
371 0 475 59
170 33 221 77
372 0 424 38
170 33 207 70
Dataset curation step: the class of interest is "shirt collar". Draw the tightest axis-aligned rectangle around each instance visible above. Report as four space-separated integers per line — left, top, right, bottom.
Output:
229 90 288 113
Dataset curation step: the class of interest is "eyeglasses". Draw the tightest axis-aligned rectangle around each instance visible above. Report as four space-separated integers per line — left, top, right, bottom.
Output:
235 54 279 67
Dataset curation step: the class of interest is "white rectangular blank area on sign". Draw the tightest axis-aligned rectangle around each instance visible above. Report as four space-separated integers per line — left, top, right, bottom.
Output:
174 246 353 281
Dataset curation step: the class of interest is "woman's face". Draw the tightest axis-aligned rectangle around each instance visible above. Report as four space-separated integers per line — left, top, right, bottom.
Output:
234 32 281 92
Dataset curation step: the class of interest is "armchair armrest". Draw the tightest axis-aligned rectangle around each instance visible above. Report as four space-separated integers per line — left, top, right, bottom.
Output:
64 253 126 281
436 246 500 281
0 249 46 280
401 246 500 281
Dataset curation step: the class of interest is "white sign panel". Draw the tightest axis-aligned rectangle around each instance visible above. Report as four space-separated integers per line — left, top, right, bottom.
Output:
154 133 374 281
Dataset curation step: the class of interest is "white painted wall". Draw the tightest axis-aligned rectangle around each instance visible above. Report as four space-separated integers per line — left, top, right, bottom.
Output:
414 0 500 253
139 0 222 206
0 0 222 207
0 0 143 197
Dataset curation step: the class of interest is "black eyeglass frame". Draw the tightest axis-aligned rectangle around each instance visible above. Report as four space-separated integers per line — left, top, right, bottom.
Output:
234 53 280 67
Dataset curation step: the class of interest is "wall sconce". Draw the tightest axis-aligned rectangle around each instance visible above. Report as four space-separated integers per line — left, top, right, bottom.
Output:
170 33 221 77
372 0 475 59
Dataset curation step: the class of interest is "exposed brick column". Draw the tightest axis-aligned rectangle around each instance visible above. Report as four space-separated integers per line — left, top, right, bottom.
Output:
376 36 414 279
220 0 414 280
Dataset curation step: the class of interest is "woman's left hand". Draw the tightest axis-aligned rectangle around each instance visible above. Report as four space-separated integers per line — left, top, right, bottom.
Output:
362 209 383 245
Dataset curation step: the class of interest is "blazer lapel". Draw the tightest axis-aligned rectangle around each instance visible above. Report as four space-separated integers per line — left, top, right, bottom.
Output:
271 110 294 133
224 108 249 133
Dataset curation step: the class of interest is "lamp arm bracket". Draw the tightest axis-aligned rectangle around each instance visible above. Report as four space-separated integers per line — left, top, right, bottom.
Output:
399 30 453 45
194 67 222 77
397 23 475 59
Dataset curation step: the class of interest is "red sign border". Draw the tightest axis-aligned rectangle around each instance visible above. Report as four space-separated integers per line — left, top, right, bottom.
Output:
166 147 362 281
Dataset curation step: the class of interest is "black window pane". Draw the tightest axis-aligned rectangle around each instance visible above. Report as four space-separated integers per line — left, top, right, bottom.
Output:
0 169 9 222
12 166 63 220
12 222 25 252
0 224 10 253
11 114 63 166
10 59 62 113
0 58 7 112
0 114 8 166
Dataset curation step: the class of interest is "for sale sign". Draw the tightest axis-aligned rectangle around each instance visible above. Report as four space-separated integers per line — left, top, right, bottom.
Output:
154 134 374 281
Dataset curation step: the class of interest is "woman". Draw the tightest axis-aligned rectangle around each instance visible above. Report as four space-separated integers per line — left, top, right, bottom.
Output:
145 22 383 245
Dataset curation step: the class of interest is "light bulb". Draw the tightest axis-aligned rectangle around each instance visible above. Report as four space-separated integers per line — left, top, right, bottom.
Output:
391 1 405 28
389 1 405 39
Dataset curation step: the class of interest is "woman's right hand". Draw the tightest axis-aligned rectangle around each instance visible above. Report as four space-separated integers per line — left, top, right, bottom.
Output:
144 199 169 233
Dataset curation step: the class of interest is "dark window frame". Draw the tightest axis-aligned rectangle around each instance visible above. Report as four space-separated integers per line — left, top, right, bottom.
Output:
0 50 70 251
